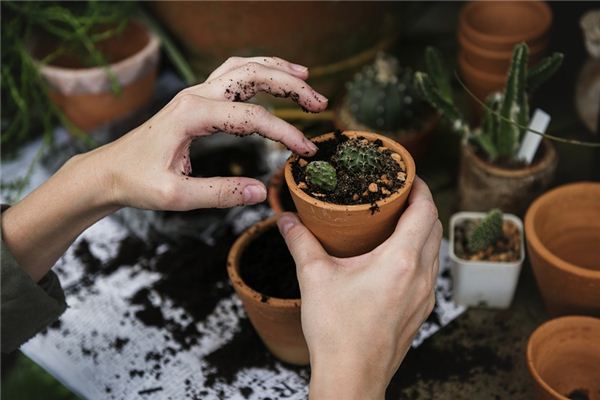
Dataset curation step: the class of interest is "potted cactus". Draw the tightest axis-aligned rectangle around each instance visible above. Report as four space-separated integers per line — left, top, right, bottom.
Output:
449 209 525 309
284 130 415 257
335 53 438 159
416 44 563 215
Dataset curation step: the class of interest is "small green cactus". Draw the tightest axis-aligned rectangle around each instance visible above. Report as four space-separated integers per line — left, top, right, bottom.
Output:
415 44 564 162
467 209 504 253
334 139 382 174
344 53 429 133
305 161 337 192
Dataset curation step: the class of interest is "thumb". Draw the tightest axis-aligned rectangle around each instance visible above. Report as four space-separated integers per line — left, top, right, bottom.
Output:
176 176 266 209
277 213 328 269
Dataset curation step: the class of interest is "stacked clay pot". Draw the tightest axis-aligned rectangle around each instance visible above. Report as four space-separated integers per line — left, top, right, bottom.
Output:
458 1 552 114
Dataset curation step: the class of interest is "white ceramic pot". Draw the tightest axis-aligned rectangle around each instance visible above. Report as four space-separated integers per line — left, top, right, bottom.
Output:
449 211 525 309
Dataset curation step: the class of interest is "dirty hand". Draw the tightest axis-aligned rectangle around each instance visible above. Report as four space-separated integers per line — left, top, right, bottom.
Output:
278 177 442 400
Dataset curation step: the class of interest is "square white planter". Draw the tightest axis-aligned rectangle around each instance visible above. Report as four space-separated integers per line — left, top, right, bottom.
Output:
449 212 525 309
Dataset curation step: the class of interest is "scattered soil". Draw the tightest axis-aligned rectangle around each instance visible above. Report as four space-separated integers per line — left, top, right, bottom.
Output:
239 226 300 299
291 131 407 205
454 219 521 262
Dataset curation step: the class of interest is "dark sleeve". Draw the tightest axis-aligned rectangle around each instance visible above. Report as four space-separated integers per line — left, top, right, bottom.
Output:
1 205 67 353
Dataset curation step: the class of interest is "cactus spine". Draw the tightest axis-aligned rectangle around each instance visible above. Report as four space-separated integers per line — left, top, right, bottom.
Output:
305 161 337 192
467 209 504 252
334 139 383 174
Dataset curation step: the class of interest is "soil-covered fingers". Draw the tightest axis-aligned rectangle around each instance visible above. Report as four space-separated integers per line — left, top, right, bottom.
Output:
187 63 328 112
205 56 309 82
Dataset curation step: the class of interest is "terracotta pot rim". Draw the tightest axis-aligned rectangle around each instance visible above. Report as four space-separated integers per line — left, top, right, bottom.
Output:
459 52 507 84
526 315 600 399
463 141 557 179
459 1 552 46
284 131 416 212
333 101 440 142
458 31 548 61
227 215 301 308
524 182 600 279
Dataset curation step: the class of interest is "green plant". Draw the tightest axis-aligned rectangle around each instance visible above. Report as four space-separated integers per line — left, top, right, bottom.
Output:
415 44 564 163
305 161 337 192
344 53 430 134
467 209 504 252
334 138 383 174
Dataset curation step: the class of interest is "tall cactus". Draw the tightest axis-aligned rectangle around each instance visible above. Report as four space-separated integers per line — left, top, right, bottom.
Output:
415 44 563 163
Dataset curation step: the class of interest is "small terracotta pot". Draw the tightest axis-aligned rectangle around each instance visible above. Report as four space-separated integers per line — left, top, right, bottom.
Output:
227 216 308 365
527 316 600 400
267 168 285 214
458 51 506 109
284 131 416 257
525 182 600 316
459 1 552 53
333 102 439 160
36 21 160 132
458 141 558 216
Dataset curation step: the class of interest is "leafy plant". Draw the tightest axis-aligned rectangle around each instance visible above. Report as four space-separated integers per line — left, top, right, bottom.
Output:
334 138 383 174
415 44 564 163
344 53 430 134
305 161 337 193
467 209 504 253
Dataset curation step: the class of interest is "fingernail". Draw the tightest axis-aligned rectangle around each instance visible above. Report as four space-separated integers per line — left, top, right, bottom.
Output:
291 63 308 73
304 138 318 153
242 185 266 205
313 91 328 103
277 213 298 236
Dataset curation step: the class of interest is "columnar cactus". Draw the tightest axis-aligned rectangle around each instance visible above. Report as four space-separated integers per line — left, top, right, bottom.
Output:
305 161 337 192
345 53 428 133
334 139 383 174
415 45 563 162
467 209 504 253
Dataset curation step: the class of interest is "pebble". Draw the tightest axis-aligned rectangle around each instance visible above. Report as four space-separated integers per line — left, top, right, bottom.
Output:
298 182 308 190
391 153 402 162
398 160 406 171
397 172 407 180
381 188 391 195
352 194 360 201
378 146 388 152
298 159 308 167
368 183 378 193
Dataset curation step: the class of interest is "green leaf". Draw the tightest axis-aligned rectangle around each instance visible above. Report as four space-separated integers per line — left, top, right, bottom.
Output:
424 46 453 103
527 53 564 92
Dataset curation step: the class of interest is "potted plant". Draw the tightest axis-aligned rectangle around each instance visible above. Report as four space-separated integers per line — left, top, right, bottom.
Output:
283 130 415 257
449 209 525 309
227 215 308 365
416 44 563 215
334 53 438 159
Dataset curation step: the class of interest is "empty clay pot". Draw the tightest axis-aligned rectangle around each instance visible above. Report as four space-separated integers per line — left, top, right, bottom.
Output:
459 1 552 53
227 216 308 365
35 21 160 132
459 141 558 216
284 131 416 257
525 182 600 316
527 316 600 400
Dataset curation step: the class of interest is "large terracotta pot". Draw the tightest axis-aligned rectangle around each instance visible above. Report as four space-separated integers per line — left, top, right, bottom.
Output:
525 182 600 316
151 2 400 98
227 216 308 365
458 52 505 111
458 141 558 216
35 21 160 132
284 131 416 257
527 316 600 400
267 167 296 215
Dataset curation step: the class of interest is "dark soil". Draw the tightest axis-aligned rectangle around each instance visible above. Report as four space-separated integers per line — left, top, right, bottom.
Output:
292 131 407 205
567 389 590 400
239 226 300 299
454 219 521 262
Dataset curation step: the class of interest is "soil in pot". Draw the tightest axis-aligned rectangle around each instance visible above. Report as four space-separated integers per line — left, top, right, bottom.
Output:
454 218 521 262
239 226 299 300
291 131 407 206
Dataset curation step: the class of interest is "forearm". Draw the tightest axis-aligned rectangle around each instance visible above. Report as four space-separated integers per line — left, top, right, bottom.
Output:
1 151 118 282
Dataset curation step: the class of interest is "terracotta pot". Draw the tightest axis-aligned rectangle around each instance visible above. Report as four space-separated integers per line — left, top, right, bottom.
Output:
227 216 308 365
525 182 600 316
527 316 600 400
458 141 558 215
459 1 552 53
458 51 506 109
459 31 548 76
267 168 297 214
284 131 416 257
333 102 439 160
35 21 160 132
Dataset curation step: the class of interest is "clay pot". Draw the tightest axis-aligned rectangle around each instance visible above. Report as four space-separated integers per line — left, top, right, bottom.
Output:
527 316 600 400
284 131 416 257
333 102 439 160
458 141 557 216
459 1 552 53
458 52 506 114
267 168 297 214
227 216 308 365
35 21 160 132
525 182 600 316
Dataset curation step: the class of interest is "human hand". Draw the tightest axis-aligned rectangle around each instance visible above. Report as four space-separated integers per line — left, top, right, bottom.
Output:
85 56 328 211
278 177 442 399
